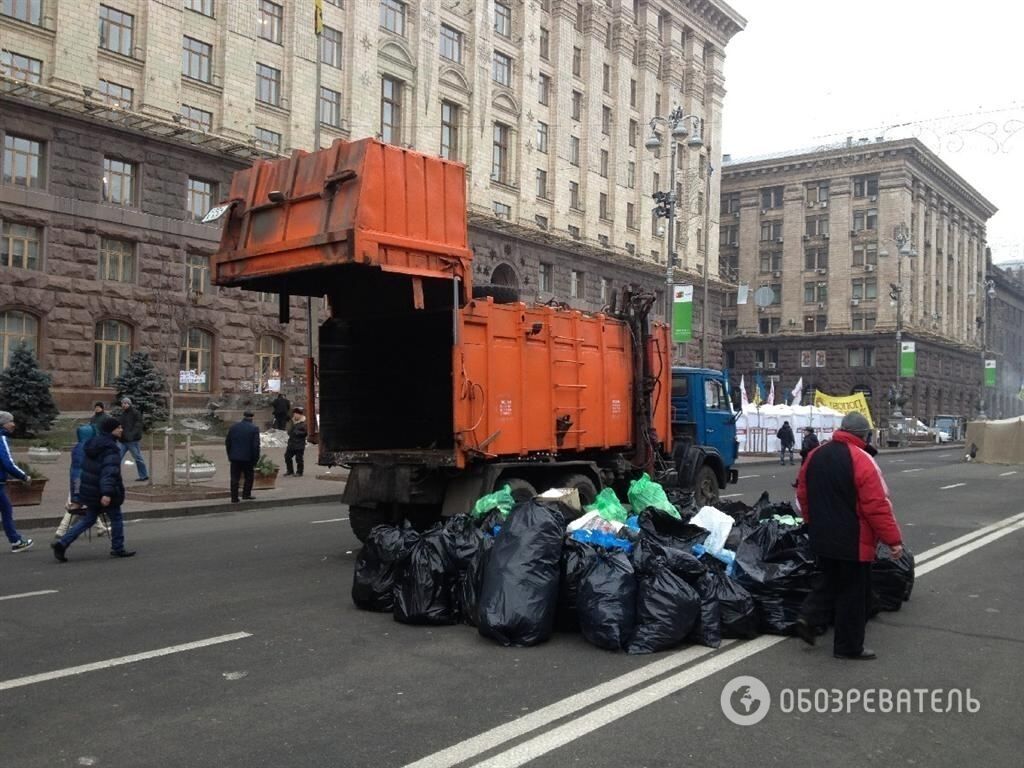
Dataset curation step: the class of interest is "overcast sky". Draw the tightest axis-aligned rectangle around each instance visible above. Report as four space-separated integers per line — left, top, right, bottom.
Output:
720 0 1023 264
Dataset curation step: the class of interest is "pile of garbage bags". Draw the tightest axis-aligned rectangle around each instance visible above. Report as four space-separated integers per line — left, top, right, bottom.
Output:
351 478 915 653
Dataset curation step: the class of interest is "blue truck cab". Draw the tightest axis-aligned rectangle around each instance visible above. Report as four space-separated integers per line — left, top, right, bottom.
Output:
670 366 739 504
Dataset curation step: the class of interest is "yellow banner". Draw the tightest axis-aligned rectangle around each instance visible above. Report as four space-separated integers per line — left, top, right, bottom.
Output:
314 0 324 34
813 390 874 429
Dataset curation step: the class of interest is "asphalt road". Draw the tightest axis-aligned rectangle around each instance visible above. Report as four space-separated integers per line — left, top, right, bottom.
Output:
1 450 1021 768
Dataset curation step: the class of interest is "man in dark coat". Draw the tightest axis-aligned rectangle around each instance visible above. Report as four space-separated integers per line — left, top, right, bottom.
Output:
795 412 902 660
776 420 796 465
271 393 291 430
800 427 820 465
90 401 106 426
226 410 261 502
284 407 308 477
52 416 135 561
117 397 149 482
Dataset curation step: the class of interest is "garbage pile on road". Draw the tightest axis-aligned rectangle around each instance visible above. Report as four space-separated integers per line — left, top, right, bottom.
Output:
351 478 915 652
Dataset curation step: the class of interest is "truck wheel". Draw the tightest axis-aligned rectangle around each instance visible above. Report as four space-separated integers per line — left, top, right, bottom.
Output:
472 283 520 304
693 465 720 507
557 473 599 510
349 505 391 544
501 477 537 504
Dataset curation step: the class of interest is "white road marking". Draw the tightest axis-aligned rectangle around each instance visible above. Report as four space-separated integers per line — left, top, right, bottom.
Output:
938 453 952 458
940 483 966 490
719 493 744 499
405 510 1024 768
0 632 253 692
310 517 348 524
737 474 760 479
1000 471 1018 477
901 468 924 473
0 590 58 602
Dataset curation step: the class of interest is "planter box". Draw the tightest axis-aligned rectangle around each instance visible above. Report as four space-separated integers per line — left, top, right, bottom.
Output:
7 477 48 506
173 463 216 483
252 469 279 490
27 447 62 464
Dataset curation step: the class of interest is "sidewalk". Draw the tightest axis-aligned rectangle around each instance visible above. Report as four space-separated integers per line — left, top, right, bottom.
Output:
10 444 347 532
736 441 961 465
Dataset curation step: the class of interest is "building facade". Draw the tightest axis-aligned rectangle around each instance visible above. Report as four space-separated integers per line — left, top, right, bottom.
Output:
719 138 998 424
1 0 746 408
985 262 1024 419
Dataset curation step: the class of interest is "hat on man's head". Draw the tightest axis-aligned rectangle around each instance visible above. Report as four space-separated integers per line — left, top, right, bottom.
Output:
98 416 121 434
243 410 255 418
120 396 132 405
94 401 105 409
840 411 871 439
293 407 304 414
0 411 14 427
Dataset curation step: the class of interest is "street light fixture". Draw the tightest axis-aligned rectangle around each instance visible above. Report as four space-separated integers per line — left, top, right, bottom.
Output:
978 278 996 419
645 107 704 363
878 224 917 418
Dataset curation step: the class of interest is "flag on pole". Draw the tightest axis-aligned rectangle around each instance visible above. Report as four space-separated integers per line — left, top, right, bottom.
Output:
314 0 324 34
672 284 694 344
767 378 776 406
900 341 916 378
984 359 997 387
791 377 804 406
753 372 765 406
740 375 750 409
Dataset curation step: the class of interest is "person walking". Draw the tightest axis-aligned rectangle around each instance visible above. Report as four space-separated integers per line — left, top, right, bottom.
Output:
226 410 261 503
776 420 796 465
271 392 291 430
117 397 149 482
51 416 135 561
90 401 107 426
800 426 820 465
0 411 34 552
795 411 903 660
284 407 308 477
55 422 109 539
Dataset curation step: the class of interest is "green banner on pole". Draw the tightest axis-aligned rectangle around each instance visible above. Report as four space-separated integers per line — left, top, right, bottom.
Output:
984 359 997 387
672 284 693 344
899 341 916 378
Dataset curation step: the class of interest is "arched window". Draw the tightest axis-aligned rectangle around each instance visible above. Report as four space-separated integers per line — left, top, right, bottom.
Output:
0 310 39 369
256 334 284 392
179 327 213 392
490 263 519 289
94 319 132 387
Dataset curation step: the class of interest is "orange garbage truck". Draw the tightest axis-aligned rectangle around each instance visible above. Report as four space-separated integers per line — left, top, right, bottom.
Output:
209 138 735 540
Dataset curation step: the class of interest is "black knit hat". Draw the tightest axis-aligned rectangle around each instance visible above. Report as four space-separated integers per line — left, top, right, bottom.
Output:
98 416 122 434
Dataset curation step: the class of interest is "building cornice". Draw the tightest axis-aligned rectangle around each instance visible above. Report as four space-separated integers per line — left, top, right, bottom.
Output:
680 0 747 46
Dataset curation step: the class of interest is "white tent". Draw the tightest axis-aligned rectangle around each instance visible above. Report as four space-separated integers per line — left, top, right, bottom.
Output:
736 403 845 454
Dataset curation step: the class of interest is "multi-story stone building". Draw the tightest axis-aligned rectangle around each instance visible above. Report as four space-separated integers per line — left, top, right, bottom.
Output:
1 0 746 411
719 137 998 424
985 262 1024 419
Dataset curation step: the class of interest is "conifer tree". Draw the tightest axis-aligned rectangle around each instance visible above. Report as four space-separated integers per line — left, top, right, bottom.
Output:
113 351 169 430
0 342 60 437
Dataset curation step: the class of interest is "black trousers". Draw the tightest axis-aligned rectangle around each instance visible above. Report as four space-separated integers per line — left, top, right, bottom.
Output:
284 448 304 476
800 557 872 655
230 460 255 501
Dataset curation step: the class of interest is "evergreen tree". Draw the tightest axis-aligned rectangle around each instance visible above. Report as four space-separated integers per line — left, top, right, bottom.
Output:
113 351 169 430
0 342 60 437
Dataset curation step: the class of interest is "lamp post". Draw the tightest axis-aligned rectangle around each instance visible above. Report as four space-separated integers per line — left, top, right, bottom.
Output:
879 224 917 418
978 278 996 419
644 108 704 361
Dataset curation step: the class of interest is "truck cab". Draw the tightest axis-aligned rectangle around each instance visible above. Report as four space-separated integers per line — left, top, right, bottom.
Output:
670 367 739 504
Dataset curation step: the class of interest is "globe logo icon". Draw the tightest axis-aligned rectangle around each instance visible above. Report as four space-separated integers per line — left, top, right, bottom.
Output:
720 675 771 726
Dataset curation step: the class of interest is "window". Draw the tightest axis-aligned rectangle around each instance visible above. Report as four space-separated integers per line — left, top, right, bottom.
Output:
179 327 212 392
380 77 402 144
572 47 582 77
1 222 41 270
803 314 827 333
440 101 459 159
491 122 510 183
493 201 511 220
760 186 783 209
258 1 282 43
1 50 41 82
769 283 782 305
3 134 42 188
185 252 210 294
853 208 878 232
723 193 740 214
569 135 580 166
851 278 878 300
602 106 612 135
758 317 781 334
805 215 829 237
98 237 135 282
605 20 612 49
570 269 583 299
851 313 877 331
539 262 553 292
602 63 610 93
539 27 549 60
536 168 548 198
720 225 738 247
804 247 828 270
185 0 214 17
256 335 284 390
628 119 637 147
182 37 212 82
440 25 462 63
626 202 635 229
848 348 875 367
758 252 782 274
626 161 635 189
380 0 406 35
853 174 879 199
574 0 583 30
99 6 134 56
807 180 829 204
187 177 214 221
535 215 548 230
536 121 548 153
94 320 132 387
0 310 38 369
256 63 281 106
599 149 608 177
98 79 133 108
759 220 783 241
571 91 582 120
321 26 343 68
102 157 135 206
2 0 42 24
569 180 580 209
852 243 878 266
600 277 612 302
803 281 827 303
317 87 342 128
492 51 512 86
494 1 511 37
254 127 281 153
722 321 737 340
538 73 550 105
630 79 636 107
599 192 610 220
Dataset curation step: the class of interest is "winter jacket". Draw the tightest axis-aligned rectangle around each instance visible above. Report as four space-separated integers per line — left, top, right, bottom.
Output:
69 423 97 501
800 432 820 461
0 432 28 485
776 424 795 448
271 395 291 419
119 406 144 442
286 418 308 452
796 429 901 562
79 433 125 507
225 419 261 463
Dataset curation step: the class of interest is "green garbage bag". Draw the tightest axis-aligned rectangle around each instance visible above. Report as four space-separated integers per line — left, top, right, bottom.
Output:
584 487 629 524
472 484 515 521
627 473 681 520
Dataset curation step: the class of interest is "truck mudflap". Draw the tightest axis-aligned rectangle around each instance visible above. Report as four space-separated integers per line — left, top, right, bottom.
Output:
728 468 739 485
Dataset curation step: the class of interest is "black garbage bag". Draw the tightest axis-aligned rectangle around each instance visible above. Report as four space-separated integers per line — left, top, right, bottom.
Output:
665 487 696 516
752 588 811 635
687 571 723 649
699 556 758 639
872 544 915 611
626 540 702 654
578 548 637 651
457 532 494 627
557 538 598 632
716 498 755 521
443 514 485 568
477 500 567 646
440 515 487 625
352 524 409 612
637 509 709 552
733 520 816 636
393 524 459 626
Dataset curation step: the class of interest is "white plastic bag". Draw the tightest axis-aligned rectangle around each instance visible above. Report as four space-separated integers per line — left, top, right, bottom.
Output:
690 506 735 556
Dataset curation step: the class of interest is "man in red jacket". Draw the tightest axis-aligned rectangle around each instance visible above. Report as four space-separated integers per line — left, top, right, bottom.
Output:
795 411 903 660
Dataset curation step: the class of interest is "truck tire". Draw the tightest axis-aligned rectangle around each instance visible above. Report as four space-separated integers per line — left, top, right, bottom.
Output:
557 473 599 510
693 465 720 508
501 477 537 504
472 283 520 304
349 505 391 544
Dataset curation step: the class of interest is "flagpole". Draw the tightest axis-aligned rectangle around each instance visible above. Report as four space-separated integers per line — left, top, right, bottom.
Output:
306 0 324 440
